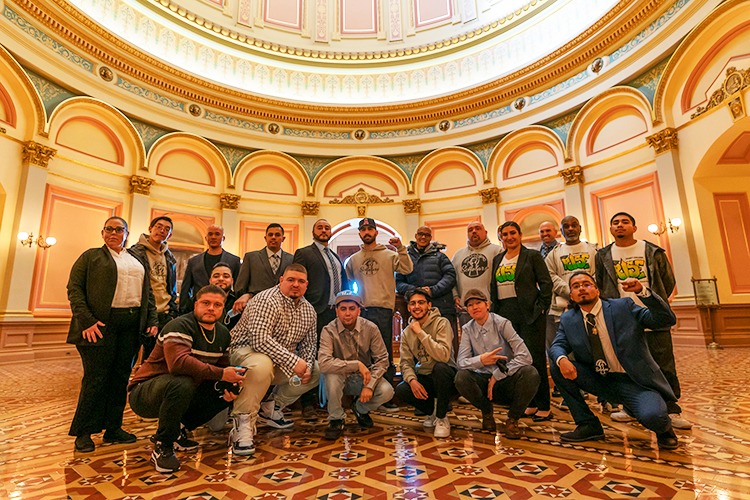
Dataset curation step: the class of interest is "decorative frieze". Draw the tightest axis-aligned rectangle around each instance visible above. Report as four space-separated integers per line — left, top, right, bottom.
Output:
403 199 421 214
301 201 320 216
220 193 241 210
330 188 394 205
646 128 679 155
22 141 56 168
692 67 749 119
130 175 154 195
559 166 585 186
479 188 500 205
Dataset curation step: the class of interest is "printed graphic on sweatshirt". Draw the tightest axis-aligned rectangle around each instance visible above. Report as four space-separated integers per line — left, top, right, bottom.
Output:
614 258 646 280
495 264 516 283
359 258 380 275
151 261 167 283
461 254 489 278
561 253 591 271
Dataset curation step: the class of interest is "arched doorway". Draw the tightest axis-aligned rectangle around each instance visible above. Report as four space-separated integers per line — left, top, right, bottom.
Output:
329 218 403 265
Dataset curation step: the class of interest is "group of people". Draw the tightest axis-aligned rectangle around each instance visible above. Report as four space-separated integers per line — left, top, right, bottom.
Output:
66 211 688 474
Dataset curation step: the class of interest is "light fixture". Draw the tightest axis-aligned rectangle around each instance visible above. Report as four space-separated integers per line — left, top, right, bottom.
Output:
17 232 57 249
648 218 682 236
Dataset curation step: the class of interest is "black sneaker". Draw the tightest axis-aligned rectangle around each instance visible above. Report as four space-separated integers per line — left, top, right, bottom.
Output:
74 435 95 453
378 401 399 413
351 399 374 429
552 386 562 398
103 428 137 444
560 423 605 443
324 419 345 440
151 441 180 473
174 426 199 451
301 405 318 421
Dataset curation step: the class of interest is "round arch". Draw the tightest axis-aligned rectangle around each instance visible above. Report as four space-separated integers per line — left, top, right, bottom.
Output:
411 146 485 195
487 126 565 183
146 132 232 189
0 45 47 138
312 156 410 199
233 150 310 196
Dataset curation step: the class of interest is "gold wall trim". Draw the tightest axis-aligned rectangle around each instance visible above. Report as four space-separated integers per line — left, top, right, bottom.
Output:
148 197 216 211
497 172 561 192
54 154 132 178
47 171 126 193
581 142 649 168
235 211 303 219
583 160 651 185
497 189 565 206
422 206 484 216
421 192 480 203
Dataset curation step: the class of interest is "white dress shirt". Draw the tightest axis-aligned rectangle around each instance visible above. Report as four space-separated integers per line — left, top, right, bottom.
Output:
109 247 144 308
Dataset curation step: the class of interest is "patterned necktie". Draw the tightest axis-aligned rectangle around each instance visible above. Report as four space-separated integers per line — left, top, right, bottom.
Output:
324 247 341 296
270 254 280 274
586 313 609 376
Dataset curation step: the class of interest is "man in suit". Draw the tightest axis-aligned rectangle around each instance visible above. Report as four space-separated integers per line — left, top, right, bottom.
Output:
232 223 293 315
179 224 241 314
549 271 680 449
293 219 350 419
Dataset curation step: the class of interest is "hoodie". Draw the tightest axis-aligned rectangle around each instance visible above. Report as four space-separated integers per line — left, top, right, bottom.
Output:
131 234 177 314
399 307 456 383
451 237 501 305
345 243 413 309
396 241 456 315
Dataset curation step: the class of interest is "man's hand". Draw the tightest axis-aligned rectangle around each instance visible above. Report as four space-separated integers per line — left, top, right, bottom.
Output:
558 357 577 380
389 237 402 248
409 379 428 399
621 278 643 294
294 359 308 378
222 366 246 383
488 376 497 401
454 296 464 311
232 293 251 314
146 326 158 337
222 389 238 402
358 361 371 386
410 320 423 335
360 387 373 403
480 347 507 366
301 366 313 384
82 321 105 343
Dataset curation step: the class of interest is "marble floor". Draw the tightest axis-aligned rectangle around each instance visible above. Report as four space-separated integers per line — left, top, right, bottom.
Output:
1 347 749 499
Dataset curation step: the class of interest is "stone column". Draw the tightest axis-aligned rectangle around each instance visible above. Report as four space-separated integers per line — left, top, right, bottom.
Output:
479 188 500 241
220 194 241 256
301 201 320 247
558 166 588 239
129 175 154 238
402 199 421 238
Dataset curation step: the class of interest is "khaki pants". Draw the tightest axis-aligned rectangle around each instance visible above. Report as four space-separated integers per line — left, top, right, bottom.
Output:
229 346 320 417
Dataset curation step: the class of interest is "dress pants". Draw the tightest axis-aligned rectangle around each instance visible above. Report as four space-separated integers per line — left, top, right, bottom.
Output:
69 308 141 436
140 310 174 363
361 307 396 384
646 328 682 414
509 314 550 412
550 359 672 434
395 362 457 418
325 373 395 420
129 375 232 444
454 366 540 420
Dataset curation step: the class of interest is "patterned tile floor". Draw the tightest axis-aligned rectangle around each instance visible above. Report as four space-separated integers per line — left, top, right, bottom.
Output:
1 347 749 499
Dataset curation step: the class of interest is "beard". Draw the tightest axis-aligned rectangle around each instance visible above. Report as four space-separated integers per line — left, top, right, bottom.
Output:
361 234 376 244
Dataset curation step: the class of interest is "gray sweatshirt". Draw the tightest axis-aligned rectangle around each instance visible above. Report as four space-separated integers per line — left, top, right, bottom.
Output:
345 243 413 309
451 238 502 304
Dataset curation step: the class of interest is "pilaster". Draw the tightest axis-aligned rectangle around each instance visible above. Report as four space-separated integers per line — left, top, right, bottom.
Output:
479 188 500 237
558 166 588 240
403 199 421 238
220 194 241 255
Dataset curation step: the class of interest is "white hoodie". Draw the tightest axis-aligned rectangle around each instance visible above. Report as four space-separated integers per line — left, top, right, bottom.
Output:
451 237 502 304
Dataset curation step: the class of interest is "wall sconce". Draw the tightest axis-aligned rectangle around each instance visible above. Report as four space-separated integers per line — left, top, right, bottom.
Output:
18 232 57 249
648 218 682 236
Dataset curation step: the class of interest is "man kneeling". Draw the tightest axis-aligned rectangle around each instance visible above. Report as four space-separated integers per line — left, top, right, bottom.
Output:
319 291 394 440
128 285 245 472
454 289 539 438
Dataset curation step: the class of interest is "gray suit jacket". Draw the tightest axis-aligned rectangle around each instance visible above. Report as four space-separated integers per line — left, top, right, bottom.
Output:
179 250 241 313
235 248 293 297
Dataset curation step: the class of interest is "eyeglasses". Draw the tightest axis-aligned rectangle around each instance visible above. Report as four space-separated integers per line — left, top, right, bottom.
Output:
416 233 431 238
103 226 126 234
570 283 596 291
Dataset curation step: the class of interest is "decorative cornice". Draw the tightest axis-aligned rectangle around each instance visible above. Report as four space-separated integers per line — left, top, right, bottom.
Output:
402 199 421 214
219 193 241 210
22 141 56 168
330 188 394 205
130 175 154 195
301 201 320 216
646 128 678 154
559 166 585 186
479 188 500 204
691 67 749 120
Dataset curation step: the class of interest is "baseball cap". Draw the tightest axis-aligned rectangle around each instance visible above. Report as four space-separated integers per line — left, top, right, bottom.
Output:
463 288 489 307
358 218 377 230
335 290 363 307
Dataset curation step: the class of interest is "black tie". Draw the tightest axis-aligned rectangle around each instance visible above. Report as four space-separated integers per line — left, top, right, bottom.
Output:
586 313 609 376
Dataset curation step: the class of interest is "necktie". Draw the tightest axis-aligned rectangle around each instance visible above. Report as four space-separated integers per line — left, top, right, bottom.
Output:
324 247 342 297
586 313 609 376
270 254 280 274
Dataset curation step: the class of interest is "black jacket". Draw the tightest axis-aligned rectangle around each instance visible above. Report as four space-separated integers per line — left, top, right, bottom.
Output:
293 243 349 314
396 242 456 315
490 245 553 325
595 240 676 302
179 250 241 313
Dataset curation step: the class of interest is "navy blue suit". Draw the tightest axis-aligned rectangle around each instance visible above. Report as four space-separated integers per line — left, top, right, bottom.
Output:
549 291 676 434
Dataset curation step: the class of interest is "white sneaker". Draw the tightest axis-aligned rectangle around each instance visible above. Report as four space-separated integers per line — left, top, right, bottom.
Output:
258 402 294 429
669 413 692 430
229 414 255 456
458 396 470 404
610 410 636 422
434 417 451 438
423 408 437 428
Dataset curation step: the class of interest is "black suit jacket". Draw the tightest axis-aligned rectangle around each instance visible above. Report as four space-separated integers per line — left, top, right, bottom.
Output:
235 248 293 297
179 250 241 313
66 245 158 345
490 245 553 325
293 243 350 314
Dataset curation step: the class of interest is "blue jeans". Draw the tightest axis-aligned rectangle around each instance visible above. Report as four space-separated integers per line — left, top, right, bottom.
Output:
325 373 394 420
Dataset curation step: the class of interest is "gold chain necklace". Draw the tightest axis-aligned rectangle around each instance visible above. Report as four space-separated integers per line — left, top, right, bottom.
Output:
199 324 215 344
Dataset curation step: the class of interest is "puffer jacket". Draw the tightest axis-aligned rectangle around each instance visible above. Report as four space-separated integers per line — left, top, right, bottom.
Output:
396 242 457 315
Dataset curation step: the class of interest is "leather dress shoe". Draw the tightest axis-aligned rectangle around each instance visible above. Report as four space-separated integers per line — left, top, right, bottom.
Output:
481 412 497 432
103 428 137 444
75 435 95 453
560 423 605 443
503 418 521 439
657 429 679 450
532 412 553 422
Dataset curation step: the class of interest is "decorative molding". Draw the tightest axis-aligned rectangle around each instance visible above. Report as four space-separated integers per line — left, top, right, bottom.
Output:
559 166 585 186
479 187 500 204
729 96 746 122
402 199 421 214
691 67 750 119
301 201 320 216
220 193 241 210
646 128 679 155
22 141 57 168
330 188 394 205
130 175 154 195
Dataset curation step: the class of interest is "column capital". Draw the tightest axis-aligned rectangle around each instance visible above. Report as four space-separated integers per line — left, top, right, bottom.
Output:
22 141 56 168
646 128 679 155
130 175 154 195
220 193 241 210
301 201 320 216
479 187 500 205
402 199 421 214
559 166 585 186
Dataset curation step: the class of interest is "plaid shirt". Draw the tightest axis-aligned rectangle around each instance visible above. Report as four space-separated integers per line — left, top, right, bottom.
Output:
230 285 317 377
